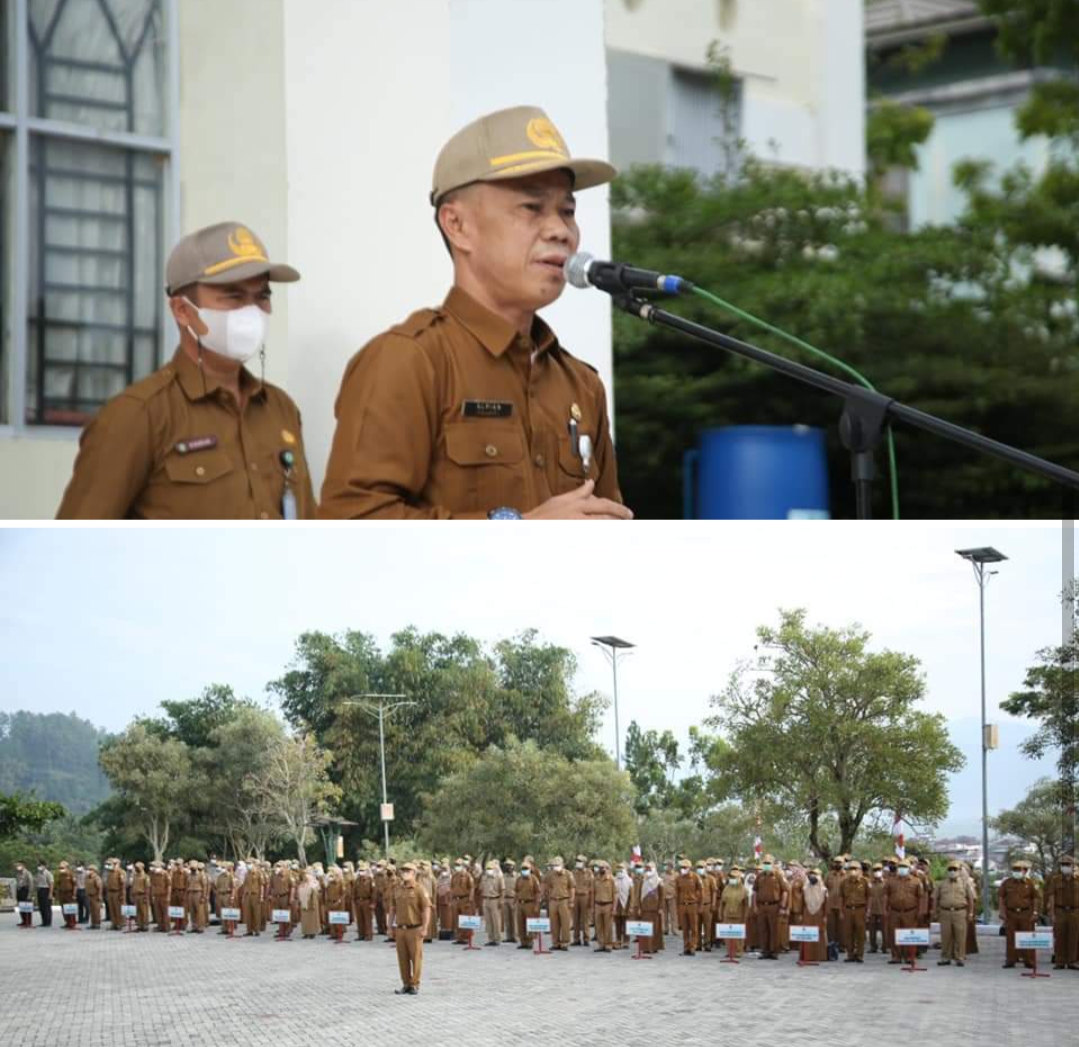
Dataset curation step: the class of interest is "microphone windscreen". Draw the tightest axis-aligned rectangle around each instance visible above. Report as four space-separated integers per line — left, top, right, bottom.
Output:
564 252 594 290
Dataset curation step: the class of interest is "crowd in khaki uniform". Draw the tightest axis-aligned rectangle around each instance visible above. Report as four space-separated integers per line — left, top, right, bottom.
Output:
13 851 1078 987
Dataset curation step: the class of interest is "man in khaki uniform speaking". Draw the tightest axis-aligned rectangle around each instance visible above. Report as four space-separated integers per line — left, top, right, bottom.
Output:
319 106 632 521
56 221 316 519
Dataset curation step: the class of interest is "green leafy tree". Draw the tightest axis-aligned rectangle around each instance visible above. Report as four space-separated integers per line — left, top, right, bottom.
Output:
703 609 964 859
0 792 66 839
98 724 193 862
140 684 259 749
0 814 105 875
269 628 606 844
415 739 637 863
243 733 341 866
1000 579 1078 852
991 777 1065 878
611 21 1079 519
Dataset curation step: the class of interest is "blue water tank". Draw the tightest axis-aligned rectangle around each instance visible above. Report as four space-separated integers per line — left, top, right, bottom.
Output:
683 425 830 519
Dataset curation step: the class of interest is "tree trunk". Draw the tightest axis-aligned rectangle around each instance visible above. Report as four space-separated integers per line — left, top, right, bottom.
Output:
808 797 826 860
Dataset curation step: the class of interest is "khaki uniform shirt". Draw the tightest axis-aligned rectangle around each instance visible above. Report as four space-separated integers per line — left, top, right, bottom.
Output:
391 883 430 928
319 287 621 518
57 347 316 519
933 878 973 913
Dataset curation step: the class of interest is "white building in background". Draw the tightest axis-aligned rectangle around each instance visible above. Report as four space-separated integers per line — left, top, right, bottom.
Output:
605 0 866 178
865 0 1066 229
0 0 614 518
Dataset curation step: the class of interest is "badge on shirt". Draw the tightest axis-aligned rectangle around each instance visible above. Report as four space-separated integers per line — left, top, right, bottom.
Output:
462 399 514 419
174 435 218 455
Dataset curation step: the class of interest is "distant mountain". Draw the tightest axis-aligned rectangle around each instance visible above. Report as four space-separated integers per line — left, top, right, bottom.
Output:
939 715 1056 837
0 710 111 815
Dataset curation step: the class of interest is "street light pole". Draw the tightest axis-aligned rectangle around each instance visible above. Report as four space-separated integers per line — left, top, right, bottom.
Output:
957 546 1007 925
591 636 635 770
343 693 415 858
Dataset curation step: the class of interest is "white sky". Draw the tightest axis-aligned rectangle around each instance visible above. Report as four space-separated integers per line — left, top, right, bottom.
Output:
1 521 1068 836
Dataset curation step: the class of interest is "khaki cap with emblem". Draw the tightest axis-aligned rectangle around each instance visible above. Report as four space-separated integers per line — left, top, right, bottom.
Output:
430 105 617 205
165 221 300 294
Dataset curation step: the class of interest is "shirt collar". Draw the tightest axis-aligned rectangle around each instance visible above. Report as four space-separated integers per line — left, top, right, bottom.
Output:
443 286 558 359
172 346 267 403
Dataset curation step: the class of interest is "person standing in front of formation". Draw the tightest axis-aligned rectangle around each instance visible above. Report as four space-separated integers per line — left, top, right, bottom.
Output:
390 863 431 996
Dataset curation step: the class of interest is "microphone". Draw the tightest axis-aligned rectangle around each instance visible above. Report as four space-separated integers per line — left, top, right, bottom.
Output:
564 252 691 296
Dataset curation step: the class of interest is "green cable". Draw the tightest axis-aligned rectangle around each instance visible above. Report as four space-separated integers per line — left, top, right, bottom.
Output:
689 285 901 520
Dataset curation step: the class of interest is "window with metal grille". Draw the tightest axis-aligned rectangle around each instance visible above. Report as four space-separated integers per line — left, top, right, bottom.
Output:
2 0 177 430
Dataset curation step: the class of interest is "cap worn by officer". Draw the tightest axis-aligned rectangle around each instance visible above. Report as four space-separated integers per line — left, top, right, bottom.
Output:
165 221 300 296
401 862 416 872
430 105 616 207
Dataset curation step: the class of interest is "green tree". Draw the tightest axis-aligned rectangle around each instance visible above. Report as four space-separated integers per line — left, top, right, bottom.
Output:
98 724 193 862
991 777 1065 878
0 792 66 839
415 739 637 863
703 609 964 859
611 21 1079 519
624 720 681 814
269 627 606 844
0 814 104 875
140 684 259 749
244 733 341 866
1000 579 1078 852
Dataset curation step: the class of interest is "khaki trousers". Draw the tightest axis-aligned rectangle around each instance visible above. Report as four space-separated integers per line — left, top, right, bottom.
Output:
756 902 780 956
396 925 423 987
549 898 571 946
594 904 613 948
845 906 866 959
572 895 591 942
482 898 502 943
938 907 968 961
678 903 698 952
1053 911 1078 964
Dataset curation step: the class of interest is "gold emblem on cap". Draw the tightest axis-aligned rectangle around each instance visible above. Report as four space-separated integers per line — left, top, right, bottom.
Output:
570 403 582 422
227 227 263 259
526 118 565 154
281 428 297 446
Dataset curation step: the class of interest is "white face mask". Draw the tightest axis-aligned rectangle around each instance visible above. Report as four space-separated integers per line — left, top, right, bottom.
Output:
948 870 959 879
520 869 530 877
874 871 882 879
184 298 267 362
576 862 584 869
898 868 910 877
553 864 563 872
1063 866 1073 874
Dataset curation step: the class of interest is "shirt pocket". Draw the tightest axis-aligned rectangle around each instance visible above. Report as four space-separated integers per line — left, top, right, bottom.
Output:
443 421 527 513
163 449 234 485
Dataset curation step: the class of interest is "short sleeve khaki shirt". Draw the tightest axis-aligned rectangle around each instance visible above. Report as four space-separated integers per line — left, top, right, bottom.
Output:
56 347 316 519
319 287 621 518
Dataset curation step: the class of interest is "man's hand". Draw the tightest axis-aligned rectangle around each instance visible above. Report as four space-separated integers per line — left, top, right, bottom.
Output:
523 480 634 520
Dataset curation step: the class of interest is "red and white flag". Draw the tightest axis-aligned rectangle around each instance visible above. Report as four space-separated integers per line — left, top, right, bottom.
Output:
892 814 905 859
753 835 762 859
631 844 642 861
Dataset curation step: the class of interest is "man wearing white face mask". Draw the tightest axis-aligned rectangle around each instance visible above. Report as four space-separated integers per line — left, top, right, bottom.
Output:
57 221 315 519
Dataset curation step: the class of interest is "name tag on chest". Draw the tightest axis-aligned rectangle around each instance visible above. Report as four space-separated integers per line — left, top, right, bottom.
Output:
462 400 513 419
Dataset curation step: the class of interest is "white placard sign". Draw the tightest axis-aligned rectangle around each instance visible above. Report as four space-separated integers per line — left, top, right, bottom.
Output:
221 907 241 921
61 904 78 915
789 925 820 943
458 914 483 931
716 923 746 940
626 920 654 937
1014 931 1053 950
895 928 930 946
272 908 292 923
168 906 186 920
18 901 34 913
121 905 137 918
525 917 550 933
328 910 350 926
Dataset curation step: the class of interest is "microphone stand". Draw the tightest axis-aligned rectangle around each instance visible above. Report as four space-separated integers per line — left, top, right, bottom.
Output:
612 292 1079 518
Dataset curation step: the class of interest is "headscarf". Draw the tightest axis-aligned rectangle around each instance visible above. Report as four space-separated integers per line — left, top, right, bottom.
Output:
802 879 826 915
614 866 632 906
642 866 660 897
298 869 319 908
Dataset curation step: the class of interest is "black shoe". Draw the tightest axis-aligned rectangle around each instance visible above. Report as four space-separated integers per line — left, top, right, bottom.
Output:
517 944 530 950
937 960 951 966
395 988 410 995
888 958 901 964
1002 962 1015 968
409 986 419 994
484 942 497 947
844 958 856 963
855 958 864 963
956 960 965 966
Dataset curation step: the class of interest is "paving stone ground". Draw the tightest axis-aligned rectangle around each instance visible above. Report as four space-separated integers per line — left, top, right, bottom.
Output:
2 914 1076 1046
